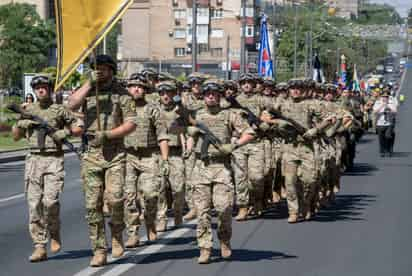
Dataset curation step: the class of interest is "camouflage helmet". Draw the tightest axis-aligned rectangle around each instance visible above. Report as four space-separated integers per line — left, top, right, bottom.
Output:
156 80 178 93
223 80 238 91
238 73 255 84
188 72 206 85
158 72 175 82
141 68 158 79
287 78 305 89
275 82 289 92
127 73 149 87
263 78 276 87
202 79 224 94
90 55 117 74
30 74 52 89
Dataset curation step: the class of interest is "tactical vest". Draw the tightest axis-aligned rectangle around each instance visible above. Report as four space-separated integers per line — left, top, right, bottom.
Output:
159 105 184 147
125 103 159 149
26 103 68 152
281 100 312 129
194 108 231 155
235 93 262 117
182 92 204 112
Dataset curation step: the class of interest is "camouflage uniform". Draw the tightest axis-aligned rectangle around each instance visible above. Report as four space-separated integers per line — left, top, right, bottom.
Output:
21 102 79 248
80 81 130 253
156 100 186 226
123 98 169 238
190 107 255 250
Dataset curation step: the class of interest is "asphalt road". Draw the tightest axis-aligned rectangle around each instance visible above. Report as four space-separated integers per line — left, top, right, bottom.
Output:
0 69 411 276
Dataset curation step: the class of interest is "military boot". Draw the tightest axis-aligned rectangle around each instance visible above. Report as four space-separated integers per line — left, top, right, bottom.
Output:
183 209 197 221
220 241 232 260
156 219 167 232
111 230 124 258
235 207 248 221
146 224 157 241
50 232 61 253
90 250 107 267
125 234 140 248
197 248 211 264
29 246 47 262
287 213 299 223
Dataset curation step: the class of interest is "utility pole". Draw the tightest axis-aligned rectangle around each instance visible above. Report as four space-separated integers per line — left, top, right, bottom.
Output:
309 0 314 77
240 0 246 74
272 1 277 80
293 0 298 78
226 35 231 80
192 0 198 73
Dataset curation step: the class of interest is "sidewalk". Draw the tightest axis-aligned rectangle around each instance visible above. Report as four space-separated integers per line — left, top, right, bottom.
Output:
0 143 80 164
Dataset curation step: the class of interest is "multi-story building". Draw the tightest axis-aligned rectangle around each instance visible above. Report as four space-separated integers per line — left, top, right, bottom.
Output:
0 0 54 19
119 0 259 77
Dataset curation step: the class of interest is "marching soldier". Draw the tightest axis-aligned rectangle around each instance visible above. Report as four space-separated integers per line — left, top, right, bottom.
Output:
12 75 83 262
187 79 255 264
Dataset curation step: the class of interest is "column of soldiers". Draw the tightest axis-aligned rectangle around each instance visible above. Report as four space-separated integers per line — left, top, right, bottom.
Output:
16 55 369 266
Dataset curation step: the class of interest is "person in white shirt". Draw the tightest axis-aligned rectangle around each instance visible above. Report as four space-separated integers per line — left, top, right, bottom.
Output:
373 91 397 157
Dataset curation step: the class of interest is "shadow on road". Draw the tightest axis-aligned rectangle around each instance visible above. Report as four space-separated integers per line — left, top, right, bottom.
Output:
0 164 24 172
114 248 296 265
48 249 93 260
389 152 411 158
312 194 377 223
344 163 379 176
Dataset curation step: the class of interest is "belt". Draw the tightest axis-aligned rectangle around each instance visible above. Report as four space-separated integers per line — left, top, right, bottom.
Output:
126 147 159 157
195 153 229 164
30 150 64 157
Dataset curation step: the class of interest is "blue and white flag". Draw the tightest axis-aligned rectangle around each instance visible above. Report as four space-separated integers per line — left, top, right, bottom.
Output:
258 15 273 78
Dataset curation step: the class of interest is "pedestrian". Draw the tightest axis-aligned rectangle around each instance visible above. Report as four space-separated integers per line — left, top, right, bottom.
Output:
12 75 83 262
373 90 397 157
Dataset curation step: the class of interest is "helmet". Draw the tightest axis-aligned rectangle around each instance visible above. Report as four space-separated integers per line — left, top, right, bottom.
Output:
275 82 288 92
263 79 276 87
90 55 117 74
202 79 224 93
30 74 52 89
141 68 158 79
127 73 149 87
254 74 264 84
156 80 177 93
158 72 175 81
188 73 206 85
287 79 305 89
224 80 238 91
238 73 255 83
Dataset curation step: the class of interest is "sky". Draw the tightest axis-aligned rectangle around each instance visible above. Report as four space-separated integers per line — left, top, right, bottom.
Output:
370 0 411 17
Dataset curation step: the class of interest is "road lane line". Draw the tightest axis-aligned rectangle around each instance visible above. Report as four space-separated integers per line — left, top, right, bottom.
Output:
0 193 24 203
74 220 195 276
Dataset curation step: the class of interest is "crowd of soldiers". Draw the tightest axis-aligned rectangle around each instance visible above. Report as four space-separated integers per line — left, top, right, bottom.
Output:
13 54 377 267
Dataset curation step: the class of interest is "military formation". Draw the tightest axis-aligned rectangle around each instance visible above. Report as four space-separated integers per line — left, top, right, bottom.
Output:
13 55 377 266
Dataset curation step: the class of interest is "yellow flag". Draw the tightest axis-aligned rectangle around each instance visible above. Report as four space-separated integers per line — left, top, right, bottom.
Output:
54 0 133 91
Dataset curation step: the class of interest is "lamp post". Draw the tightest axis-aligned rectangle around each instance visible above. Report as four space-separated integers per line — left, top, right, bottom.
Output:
293 0 298 78
240 0 246 74
192 0 198 73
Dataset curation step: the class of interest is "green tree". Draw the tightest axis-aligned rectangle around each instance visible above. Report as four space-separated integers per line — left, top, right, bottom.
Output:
0 3 55 88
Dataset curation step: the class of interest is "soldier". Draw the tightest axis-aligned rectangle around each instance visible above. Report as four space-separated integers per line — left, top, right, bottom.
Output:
12 75 83 262
68 55 137 266
120 73 170 247
188 79 255 264
141 69 160 104
156 80 186 232
181 73 206 221
231 73 277 220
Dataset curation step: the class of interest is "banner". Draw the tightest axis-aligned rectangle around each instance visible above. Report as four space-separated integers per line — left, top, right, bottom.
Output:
258 15 273 78
54 0 133 91
352 64 360 91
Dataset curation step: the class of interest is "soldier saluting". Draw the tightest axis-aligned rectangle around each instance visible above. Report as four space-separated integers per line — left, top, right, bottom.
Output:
12 75 83 262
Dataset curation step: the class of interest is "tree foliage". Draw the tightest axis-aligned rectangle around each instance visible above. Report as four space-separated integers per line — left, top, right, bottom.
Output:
0 3 55 88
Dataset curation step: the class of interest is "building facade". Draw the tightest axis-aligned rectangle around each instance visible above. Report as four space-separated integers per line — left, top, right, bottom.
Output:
119 0 260 77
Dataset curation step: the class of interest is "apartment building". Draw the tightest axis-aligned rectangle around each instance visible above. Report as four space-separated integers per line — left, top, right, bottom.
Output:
119 0 259 77
0 0 54 19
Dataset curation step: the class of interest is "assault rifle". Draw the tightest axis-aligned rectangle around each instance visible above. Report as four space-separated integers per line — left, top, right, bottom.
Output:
225 96 307 136
7 103 80 158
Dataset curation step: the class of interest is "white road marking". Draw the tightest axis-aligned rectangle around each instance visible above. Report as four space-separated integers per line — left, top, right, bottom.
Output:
73 220 196 276
0 193 24 203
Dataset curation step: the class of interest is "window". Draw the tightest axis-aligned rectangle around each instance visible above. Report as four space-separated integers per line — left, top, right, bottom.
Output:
174 28 186 39
211 48 223 57
211 28 224 38
197 8 209 17
246 26 254 37
197 25 209 36
240 7 254 17
211 8 223 19
174 9 186 19
174 48 186 57
198 44 209 54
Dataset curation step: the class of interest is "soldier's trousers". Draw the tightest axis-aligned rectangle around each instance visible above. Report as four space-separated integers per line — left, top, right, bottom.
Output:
81 147 125 253
282 144 318 216
157 151 185 222
192 156 234 249
184 153 196 210
25 153 64 247
124 149 161 236
232 141 265 207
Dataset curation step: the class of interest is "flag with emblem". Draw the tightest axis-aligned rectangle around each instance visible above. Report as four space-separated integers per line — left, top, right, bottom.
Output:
54 0 133 91
258 15 273 78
